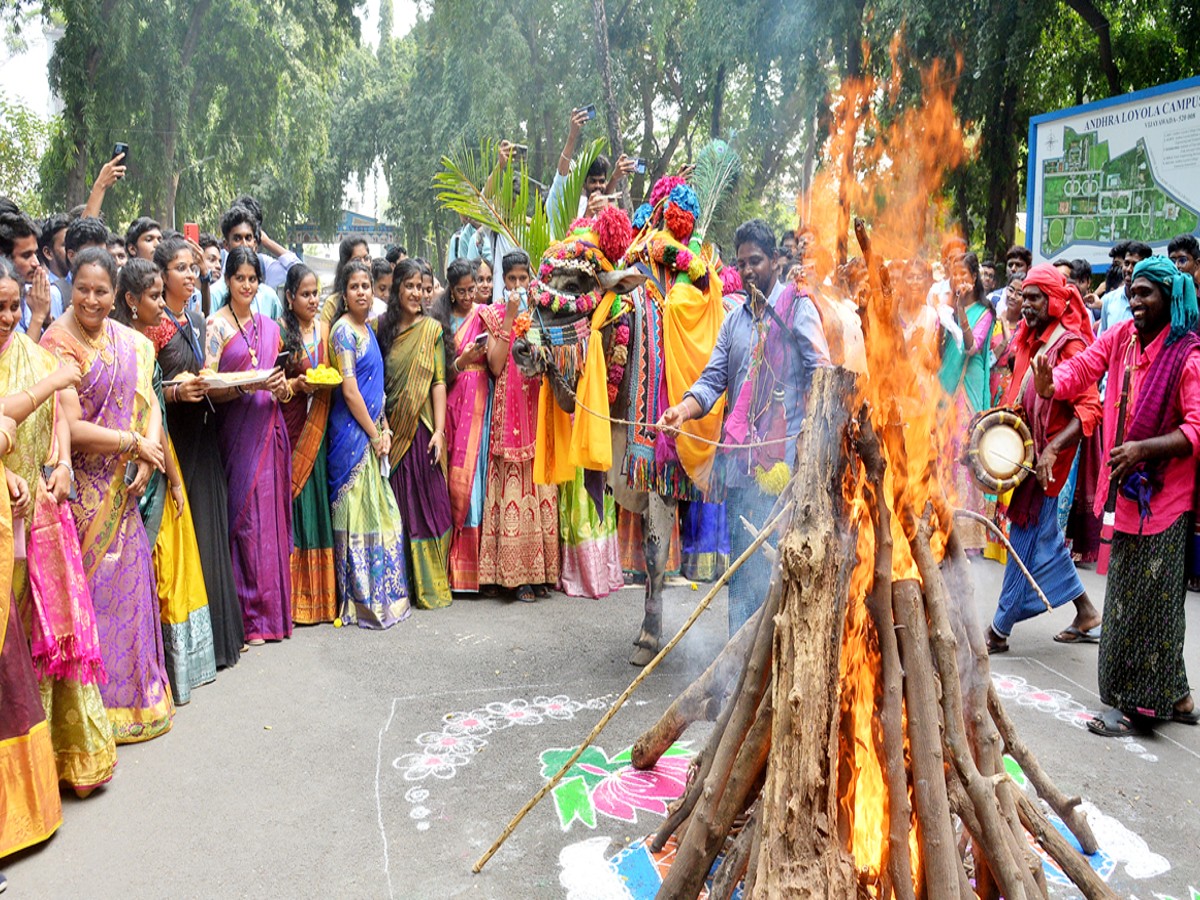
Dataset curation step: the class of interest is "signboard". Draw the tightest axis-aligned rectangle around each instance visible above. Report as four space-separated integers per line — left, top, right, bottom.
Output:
286 209 400 245
1026 75 1200 271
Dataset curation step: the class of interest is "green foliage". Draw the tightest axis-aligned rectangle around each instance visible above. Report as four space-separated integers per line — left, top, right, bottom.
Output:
0 92 57 216
434 137 604 267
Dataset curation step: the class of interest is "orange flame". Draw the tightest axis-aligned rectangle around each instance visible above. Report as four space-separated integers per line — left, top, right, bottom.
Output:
804 53 971 893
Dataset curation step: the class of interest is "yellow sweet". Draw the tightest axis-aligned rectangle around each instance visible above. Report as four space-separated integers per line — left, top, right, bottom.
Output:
305 364 343 386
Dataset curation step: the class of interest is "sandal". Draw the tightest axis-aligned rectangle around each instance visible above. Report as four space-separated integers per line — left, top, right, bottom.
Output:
1053 624 1102 644
514 585 537 603
532 584 550 599
985 626 1009 655
1086 708 1143 737
1172 704 1200 726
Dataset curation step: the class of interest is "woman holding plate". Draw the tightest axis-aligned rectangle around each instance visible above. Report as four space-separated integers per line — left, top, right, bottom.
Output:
204 247 293 645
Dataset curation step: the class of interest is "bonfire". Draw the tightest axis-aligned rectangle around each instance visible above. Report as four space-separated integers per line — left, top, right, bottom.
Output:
627 65 1114 900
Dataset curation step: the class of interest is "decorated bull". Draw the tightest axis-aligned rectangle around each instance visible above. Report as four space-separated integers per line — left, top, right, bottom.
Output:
513 181 732 666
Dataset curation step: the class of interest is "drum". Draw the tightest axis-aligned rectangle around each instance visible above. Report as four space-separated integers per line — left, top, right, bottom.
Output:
965 407 1034 493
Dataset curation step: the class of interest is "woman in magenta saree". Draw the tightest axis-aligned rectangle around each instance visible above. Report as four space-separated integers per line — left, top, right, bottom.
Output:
205 248 293 645
41 248 173 743
444 304 491 592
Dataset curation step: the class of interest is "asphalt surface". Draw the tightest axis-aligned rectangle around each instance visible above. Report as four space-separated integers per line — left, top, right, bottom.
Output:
4 557 1198 899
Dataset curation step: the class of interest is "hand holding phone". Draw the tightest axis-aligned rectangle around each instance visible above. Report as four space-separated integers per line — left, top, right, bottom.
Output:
123 460 139 487
474 333 489 346
634 157 647 175
582 104 597 121
112 142 129 168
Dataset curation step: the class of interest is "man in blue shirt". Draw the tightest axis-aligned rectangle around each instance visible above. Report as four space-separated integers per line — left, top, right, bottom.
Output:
208 204 286 319
658 219 830 632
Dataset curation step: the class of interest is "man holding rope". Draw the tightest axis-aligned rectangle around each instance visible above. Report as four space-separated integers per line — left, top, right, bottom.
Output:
657 219 830 633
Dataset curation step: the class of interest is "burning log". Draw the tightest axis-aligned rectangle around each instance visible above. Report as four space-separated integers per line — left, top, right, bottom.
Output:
635 368 1109 900
631 603 764 771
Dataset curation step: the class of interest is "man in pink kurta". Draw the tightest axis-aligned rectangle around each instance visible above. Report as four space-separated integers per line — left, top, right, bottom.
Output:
1040 255 1200 738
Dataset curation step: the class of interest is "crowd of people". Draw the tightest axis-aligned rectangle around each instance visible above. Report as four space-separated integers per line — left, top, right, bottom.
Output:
0 115 1197 878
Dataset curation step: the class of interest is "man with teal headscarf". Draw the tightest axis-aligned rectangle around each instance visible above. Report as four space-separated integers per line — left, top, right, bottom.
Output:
1034 255 1200 738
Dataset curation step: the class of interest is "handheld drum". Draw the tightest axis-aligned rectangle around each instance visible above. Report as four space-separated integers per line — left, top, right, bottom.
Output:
965 407 1034 494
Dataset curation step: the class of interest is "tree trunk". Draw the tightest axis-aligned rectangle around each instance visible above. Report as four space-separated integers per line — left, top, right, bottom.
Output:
589 0 624 164
751 368 857 898
1062 0 1121 95
711 63 726 138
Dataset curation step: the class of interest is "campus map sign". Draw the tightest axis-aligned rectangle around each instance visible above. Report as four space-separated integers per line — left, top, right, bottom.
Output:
1026 75 1200 271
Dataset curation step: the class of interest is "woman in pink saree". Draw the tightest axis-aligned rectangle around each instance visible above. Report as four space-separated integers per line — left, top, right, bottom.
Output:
204 248 293 645
41 248 174 743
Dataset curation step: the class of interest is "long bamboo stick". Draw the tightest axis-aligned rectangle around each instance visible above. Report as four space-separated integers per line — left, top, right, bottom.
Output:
471 499 795 874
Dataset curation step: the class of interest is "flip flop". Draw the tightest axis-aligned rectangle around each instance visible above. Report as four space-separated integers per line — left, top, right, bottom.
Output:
1172 706 1200 725
985 626 1009 655
1053 624 1102 644
1086 708 1142 737
514 585 537 603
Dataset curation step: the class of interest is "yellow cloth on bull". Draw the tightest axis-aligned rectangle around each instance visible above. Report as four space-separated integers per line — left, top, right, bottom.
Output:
662 276 725 492
534 376 574 485
568 294 616 472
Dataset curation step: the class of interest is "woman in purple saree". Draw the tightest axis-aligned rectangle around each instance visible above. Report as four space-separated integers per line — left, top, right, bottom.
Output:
41 248 174 743
204 248 294 645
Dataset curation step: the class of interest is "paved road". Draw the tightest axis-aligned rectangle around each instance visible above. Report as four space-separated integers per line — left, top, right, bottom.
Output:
5 558 1198 899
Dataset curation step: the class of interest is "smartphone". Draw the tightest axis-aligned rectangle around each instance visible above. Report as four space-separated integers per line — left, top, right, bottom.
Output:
112 142 129 165
582 104 597 120
513 143 528 159
634 157 647 175
184 222 199 244
473 333 489 346
42 464 78 501
273 350 291 370
123 460 138 487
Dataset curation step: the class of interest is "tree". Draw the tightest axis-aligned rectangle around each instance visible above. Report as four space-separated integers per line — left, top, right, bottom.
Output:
0 91 57 216
15 0 359 234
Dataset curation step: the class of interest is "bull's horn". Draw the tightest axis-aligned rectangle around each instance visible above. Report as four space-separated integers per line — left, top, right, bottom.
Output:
597 267 648 294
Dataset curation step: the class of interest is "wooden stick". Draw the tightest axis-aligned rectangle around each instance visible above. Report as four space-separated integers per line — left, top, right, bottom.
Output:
952 508 1051 612
709 802 760 900
659 690 773 899
631 603 764 770
911 528 1029 900
1015 791 1118 900
987 683 1099 855
471 500 794 874
892 579 962 900
859 421 916 900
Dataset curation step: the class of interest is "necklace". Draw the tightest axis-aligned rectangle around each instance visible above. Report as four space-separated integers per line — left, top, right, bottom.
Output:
231 307 260 367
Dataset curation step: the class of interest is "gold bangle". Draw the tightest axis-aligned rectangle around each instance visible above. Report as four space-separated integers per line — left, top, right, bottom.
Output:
23 388 37 409
0 429 12 455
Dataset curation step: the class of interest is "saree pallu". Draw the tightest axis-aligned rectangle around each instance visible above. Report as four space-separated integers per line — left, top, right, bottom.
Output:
215 314 293 643
447 311 492 592
142 365 216 705
328 321 410 627
558 468 622 599
0 467 63 857
43 322 173 743
389 422 453 609
158 314 244 668
1100 515 1191 719
384 318 452 609
283 339 336 624
680 500 729 583
152 439 217 705
0 331 115 788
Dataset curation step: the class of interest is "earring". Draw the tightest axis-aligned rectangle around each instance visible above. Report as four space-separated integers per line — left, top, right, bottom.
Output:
131 307 138 321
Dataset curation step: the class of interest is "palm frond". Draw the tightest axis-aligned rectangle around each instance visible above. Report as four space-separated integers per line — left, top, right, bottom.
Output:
691 135 742 239
547 137 607 241
434 136 606 267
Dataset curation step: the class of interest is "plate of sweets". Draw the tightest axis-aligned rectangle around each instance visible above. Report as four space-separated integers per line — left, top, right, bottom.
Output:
304 364 343 387
165 368 274 390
